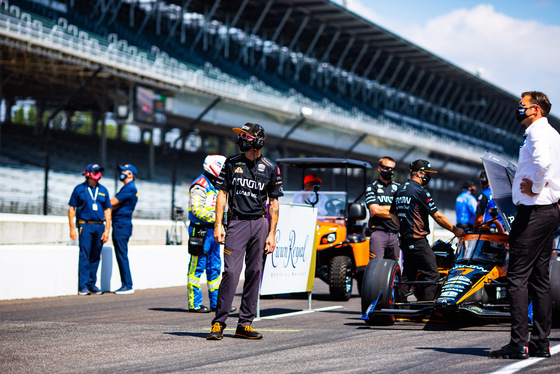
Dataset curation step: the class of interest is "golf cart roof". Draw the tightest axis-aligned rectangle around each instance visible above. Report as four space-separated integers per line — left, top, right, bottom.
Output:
277 157 372 169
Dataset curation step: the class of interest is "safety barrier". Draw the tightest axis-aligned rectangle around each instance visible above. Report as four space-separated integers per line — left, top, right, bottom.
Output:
0 244 190 300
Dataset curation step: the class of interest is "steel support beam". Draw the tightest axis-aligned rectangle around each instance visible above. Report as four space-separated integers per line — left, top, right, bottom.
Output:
107 0 125 26
235 0 273 64
408 69 425 96
343 133 367 157
191 0 222 50
288 15 310 51
418 73 435 100
397 65 415 91
273 116 306 151
95 0 119 28
136 0 160 37
374 54 393 83
335 36 355 69
270 7 292 43
165 0 191 43
386 59 404 88
362 49 382 79
304 23 326 57
349 43 369 74
320 30 341 62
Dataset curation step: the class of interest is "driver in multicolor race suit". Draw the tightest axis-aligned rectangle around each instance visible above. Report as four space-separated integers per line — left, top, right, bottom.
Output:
187 155 236 314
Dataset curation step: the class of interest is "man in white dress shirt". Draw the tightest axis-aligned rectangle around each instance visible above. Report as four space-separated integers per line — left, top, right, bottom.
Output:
491 91 560 359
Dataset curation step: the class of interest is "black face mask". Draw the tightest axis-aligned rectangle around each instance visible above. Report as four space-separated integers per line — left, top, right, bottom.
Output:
516 105 535 124
379 170 394 181
237 138 253 152
516 110 529 124
119 172 127 181
421 173 431 186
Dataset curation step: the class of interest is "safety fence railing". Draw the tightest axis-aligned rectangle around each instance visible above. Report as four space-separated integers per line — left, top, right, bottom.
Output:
0 2 491 162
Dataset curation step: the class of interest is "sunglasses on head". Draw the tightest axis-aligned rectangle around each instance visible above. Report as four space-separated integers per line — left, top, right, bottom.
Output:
238 133 255 140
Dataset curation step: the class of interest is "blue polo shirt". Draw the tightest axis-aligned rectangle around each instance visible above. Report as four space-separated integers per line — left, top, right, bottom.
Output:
112 181 138 222
69 182 111 221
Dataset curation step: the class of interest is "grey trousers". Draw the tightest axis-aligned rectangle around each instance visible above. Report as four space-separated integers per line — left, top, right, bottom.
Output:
212 217 268 327
369 230 400 261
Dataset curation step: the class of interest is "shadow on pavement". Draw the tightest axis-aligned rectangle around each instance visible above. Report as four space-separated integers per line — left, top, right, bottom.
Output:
417 346 490 357
164 332 210 339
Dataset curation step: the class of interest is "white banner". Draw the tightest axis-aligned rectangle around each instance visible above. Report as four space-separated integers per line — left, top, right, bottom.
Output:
260 204 317 295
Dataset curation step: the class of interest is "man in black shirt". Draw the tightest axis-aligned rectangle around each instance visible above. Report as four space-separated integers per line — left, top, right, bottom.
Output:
365 156 400 260
390 159 465 300
207 122 283 340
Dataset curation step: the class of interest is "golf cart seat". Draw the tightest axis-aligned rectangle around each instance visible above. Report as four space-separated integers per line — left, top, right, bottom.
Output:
348 203 367 243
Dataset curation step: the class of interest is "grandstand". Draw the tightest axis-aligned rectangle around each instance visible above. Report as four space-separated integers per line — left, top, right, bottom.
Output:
2 0 556 218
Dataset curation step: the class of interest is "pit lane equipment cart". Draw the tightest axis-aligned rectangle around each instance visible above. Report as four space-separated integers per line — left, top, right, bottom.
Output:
277 158 372 301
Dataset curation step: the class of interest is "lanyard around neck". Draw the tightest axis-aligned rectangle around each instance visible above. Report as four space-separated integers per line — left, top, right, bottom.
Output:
87 186 99 203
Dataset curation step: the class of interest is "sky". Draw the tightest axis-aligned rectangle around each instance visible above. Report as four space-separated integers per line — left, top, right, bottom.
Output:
332 0 560 118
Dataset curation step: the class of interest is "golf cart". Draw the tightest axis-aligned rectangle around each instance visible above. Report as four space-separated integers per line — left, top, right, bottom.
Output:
277 157 372 301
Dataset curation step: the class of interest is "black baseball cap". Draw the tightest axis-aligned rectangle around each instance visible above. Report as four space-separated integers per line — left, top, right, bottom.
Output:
233 122 265 137
409 159 437 173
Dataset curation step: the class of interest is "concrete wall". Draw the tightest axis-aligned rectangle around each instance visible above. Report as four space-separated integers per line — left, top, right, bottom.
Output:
0 213 188 245
0 244 190 300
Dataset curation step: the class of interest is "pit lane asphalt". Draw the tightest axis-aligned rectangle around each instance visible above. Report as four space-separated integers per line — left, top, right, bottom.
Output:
1 281 559 374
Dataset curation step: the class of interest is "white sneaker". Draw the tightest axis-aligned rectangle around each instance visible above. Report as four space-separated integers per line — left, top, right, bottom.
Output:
114 287 134 295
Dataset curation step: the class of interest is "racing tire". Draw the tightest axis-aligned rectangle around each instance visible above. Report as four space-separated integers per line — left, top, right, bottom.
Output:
329 256 354 301
550 259 560 327
361 258 401 326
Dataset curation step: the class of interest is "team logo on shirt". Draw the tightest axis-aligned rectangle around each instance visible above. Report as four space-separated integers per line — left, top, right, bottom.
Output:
391 184 398 192
234 167 243 173
258 163 266 172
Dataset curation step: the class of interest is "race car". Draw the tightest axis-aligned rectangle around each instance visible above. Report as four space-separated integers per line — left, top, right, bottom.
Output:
362 152 560 325
361 230 560 325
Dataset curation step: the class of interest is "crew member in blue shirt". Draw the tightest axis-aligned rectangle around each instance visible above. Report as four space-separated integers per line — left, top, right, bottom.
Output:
111 164 139 295
474 171 504 230
68 164 112 295
455 181 477 231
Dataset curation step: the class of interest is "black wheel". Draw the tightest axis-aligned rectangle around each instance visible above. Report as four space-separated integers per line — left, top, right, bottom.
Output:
361 258 401 326
550 259 560 327
329 256 354 301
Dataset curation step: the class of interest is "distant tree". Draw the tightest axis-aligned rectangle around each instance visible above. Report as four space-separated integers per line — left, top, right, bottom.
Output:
27 106 37 126
73 112 93 135
12 107 26 125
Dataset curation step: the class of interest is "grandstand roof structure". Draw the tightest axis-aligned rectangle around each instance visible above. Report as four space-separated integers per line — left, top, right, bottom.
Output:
79 0 559 156
2 0 559 175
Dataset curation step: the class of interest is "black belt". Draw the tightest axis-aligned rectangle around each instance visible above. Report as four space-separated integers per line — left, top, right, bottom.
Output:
518 203 557 211
371 228 399 234
189 223 214 228
77 220 104 224
229 214 266 221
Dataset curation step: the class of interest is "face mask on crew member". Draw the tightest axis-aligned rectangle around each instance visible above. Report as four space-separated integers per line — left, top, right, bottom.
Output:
90 171 102 181
237 136 254 152
515 104 536 124
379 168 394 181
421 172 431 186
119 172 127 181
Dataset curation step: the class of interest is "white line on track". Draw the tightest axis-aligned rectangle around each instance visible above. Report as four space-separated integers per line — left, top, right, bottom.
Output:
255 305 343 320
487 344 560 374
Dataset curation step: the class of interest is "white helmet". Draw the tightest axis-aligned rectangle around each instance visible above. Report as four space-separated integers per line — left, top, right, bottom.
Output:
203 155 226 179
